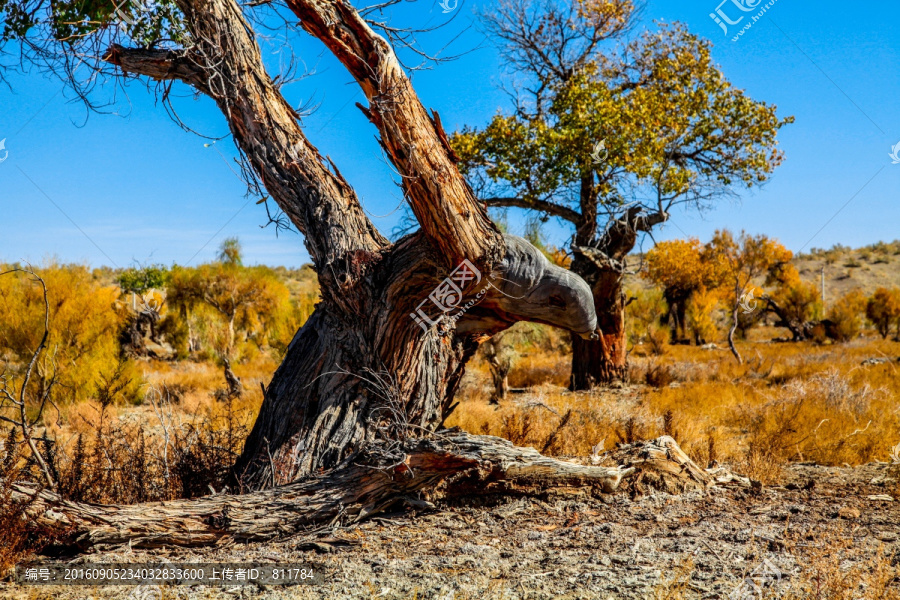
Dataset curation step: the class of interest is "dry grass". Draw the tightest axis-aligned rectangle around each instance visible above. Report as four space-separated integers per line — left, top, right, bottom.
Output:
449 332 900 484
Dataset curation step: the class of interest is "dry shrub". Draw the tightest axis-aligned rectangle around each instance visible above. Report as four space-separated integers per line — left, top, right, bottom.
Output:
827 289 867 342
732 369 887 477
644 362 677 388
52 390 251 503
0 430 67 574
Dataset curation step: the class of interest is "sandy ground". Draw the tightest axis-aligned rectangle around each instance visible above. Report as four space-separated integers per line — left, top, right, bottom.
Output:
2 462 898 600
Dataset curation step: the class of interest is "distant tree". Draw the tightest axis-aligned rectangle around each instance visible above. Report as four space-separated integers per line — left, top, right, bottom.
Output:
117 264 171 314
704 230 792 363
218 237 243 267
644 239 723 341
453 0 792 387
865 287 900 339
167 261 290 358
763 263 822 340
117 265 170 295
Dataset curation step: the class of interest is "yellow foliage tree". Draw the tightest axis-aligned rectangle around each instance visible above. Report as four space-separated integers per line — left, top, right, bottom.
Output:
865 287 900 339
645 238 724 341
767 263 822 336
703 230 793 362
165 240 302 360
0 264 140 405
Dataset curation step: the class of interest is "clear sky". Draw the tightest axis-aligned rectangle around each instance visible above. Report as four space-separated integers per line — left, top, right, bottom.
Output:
1 0 898 269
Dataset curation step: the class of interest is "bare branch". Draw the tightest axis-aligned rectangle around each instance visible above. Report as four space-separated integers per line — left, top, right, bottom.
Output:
0 266 57 488
483 196 581 224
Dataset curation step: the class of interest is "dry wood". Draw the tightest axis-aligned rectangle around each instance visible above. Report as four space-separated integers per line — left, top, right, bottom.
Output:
610 436 713 494
13 432 638 552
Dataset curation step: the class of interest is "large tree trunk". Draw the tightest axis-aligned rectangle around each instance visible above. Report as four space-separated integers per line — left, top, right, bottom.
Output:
233 234 599 488
231 238 481 488
570 263 627 389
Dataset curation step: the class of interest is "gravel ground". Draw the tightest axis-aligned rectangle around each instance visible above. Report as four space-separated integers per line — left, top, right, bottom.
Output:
2 462 899 600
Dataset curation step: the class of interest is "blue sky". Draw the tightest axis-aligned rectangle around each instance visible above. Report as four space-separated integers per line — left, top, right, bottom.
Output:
1 0 898 268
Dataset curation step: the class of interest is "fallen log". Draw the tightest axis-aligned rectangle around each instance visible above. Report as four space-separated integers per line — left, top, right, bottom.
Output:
10 432 713 554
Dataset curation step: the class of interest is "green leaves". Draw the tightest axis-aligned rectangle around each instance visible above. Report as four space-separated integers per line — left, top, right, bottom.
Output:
0 0 188 48
452 19 792 235
116 264 170 294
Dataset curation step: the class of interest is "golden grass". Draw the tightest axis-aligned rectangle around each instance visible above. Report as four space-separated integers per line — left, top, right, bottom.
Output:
448 332 900 483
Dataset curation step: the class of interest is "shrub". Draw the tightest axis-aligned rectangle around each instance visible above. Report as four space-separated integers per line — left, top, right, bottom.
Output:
827 290 867 342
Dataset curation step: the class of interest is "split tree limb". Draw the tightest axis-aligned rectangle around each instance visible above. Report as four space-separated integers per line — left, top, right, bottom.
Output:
104 46 211 96
105 0 388 284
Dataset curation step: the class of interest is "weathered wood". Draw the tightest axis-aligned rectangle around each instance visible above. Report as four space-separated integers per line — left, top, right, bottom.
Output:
102 0 603 498
610 436 712 494
13 432 635 552
233 235 599 487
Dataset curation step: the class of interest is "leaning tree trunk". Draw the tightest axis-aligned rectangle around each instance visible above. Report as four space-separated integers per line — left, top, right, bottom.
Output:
233 234 599 488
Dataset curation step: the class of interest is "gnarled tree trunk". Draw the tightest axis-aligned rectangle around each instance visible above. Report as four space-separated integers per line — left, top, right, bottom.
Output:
107 0 601 490
567 203 659 390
